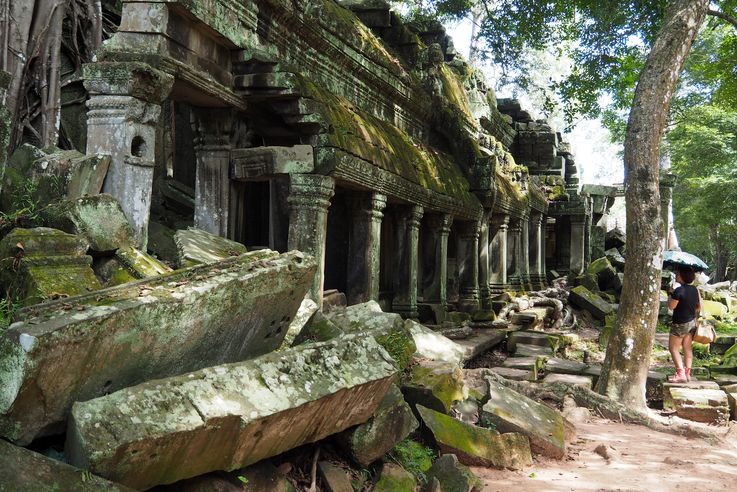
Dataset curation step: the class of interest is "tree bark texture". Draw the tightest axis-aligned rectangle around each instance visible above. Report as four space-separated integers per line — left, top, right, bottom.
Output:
596 0 709 409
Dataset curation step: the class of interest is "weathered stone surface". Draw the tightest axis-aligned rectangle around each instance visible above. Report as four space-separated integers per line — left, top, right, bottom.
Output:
318 461 353 492
0 439 131 491
0 227 101 306
174 227 248 268
0 250 315 444
425 454 483 492
712 373 737 386
294 310 344 343
115 245 173 278
373 463 416 492
406 319 465 365
164 461 296 492
542 373 593 389
402 360 468 414
280 298 319 350
1 145 110 214
605 228 626 250
336 384 418 466
545 357 588 375
514 343 553 357
727 390 737 420
585 257 616 289
508 330 558 352
481 379 570 458
575 272 599 293
419 405 532 469
489 367 536 381
455 328 506 360
501 356 545 379
569 285 614 320
663 387 729 425
67 335 397 489
329 301 416 369
48 194 134 252
702 299 729 319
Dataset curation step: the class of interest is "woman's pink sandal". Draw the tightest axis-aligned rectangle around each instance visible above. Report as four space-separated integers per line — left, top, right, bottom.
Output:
669 369 688 383
685 368 691 382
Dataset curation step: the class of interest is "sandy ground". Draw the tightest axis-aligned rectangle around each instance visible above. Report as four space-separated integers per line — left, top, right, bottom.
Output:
473 417 737 492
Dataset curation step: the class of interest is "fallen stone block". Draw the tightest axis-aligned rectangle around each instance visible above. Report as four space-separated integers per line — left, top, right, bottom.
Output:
115 245 173 278
329 301 416 369
490 367 536 381
507 330 559 352
418 405 532 469
406 319 465 365
0 250 315 444
425 454 483 492
585 257 617 290
702 299 728 319
1 144 110 214
463 368 494 403
454 328 506 360
174 227 248 268
402 360 468 414
569 285 614 320
604 248 625 269
163 461 295 492
514 343 553 357
663 387 729 425
336 384 418 467
318 461 353 492
712 373 737 387
0 439 131 491
47 194 134 252
279 297 319 349
575 272 599 293
481 379 571 459
542 373 593 389
373 463 416 492
545 357 588 375
501 356 546 379
294 310 344 343
0 227 101 306
66 335 397 489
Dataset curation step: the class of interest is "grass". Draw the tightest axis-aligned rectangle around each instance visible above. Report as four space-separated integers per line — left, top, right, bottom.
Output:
715 321 737 335
387 439 435 483
0 297 19 332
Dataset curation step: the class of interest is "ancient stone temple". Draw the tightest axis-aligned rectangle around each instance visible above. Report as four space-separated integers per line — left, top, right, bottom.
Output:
78 0 598 323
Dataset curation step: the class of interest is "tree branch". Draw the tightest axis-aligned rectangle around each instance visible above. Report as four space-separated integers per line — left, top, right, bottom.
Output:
708 8 737 30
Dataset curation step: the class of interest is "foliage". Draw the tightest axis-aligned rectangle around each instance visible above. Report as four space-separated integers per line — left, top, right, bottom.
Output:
387 439 435 482
0 297 19 332
394 1 737 129
667 104 737 281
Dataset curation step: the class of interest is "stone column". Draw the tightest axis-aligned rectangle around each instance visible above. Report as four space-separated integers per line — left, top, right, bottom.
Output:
191 108 233 237
489 214 509 294
347 192 387 305
457 220 481 312
521 216 531 290
478 211 492 309
507 218 523 290
423 214 453 309
529 213 544 289
393 205 424 319
287 174 335 304
84 62 174 248
569 215 587 275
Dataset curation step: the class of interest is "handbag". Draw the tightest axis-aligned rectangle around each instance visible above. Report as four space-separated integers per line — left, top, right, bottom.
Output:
692 319 717 344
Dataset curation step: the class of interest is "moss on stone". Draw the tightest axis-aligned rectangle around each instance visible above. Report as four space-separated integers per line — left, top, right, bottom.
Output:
375 325 417 371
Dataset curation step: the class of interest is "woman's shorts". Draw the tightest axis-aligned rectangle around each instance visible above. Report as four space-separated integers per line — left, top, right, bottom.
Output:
670 319 697 337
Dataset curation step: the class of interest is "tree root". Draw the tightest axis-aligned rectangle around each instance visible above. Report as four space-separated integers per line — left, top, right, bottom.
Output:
486 372 730 442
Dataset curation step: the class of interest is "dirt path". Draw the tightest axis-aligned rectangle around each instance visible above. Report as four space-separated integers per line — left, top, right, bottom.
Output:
473 417 737 492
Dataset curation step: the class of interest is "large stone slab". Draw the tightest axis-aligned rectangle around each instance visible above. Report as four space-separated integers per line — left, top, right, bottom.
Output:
373 463 416 492
514 343 553 357
481 379 571 459
569 285 614 320
542 373 593 389
489 367 536 381
508 330 559 352
455 328 506 361
425 454 483 492
336 384 418 466
0 250 315 444
174 227 248 268
0 439 131 491
545 357 588 375
663 387 729 425
402 360 468 414
418 405 532 469
406 319 465 365
66 335 397 490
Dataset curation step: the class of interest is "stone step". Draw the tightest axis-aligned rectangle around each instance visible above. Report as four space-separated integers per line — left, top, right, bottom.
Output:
508 330 557 352
542 373 593 389
501 356 546 379
514 343 553 357
456 329 507 361
66 335 397 490
712 373 737 387
663 387 730 425
489 367 536 381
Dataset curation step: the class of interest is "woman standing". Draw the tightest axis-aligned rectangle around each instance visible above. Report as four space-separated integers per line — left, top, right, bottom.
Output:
667 266 700 382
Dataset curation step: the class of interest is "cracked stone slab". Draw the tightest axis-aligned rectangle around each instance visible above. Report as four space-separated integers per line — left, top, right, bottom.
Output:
0 250 315 444
66 335 397 490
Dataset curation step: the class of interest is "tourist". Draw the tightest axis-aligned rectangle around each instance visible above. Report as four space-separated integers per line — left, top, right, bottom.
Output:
667 266 701 382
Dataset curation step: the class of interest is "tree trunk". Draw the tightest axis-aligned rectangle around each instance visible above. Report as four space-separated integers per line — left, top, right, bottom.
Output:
595 0 709 409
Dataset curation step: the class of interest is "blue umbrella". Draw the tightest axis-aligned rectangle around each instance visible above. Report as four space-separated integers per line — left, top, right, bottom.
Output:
663 250 709 272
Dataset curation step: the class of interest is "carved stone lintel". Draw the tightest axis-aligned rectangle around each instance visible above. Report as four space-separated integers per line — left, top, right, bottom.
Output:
231 145 315 179
83 62 174 104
